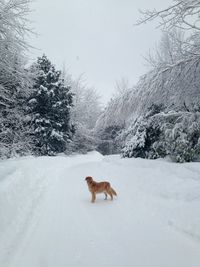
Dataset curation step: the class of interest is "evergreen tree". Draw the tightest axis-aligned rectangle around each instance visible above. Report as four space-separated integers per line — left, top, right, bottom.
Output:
28 55 74 155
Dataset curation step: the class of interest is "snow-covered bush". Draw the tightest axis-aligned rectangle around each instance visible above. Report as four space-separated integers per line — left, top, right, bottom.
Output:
122 107 200 162
163 112 200 162
122 105 165 159
0 112 33 158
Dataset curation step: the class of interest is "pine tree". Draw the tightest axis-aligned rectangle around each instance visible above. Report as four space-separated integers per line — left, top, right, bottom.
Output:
28 55 74 155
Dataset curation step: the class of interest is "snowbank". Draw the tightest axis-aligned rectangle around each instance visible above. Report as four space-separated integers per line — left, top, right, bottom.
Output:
0 152 200 267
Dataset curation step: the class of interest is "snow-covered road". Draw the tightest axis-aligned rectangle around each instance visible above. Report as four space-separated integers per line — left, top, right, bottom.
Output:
1 152 200 267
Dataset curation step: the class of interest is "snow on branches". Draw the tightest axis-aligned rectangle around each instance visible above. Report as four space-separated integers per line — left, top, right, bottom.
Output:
122 107 200 163
137 1 200 31
28 55 74 156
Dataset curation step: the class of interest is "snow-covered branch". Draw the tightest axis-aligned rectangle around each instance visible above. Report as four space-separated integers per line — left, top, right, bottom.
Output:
136 1 200 31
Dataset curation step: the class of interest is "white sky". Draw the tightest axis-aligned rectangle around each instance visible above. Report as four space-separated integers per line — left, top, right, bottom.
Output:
29 0 171 103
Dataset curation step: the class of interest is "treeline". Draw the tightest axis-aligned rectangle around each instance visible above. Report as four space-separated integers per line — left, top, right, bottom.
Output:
0 0 101 158
95 1 200 162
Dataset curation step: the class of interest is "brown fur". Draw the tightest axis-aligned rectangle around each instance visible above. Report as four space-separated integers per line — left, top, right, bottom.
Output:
85 176 117 203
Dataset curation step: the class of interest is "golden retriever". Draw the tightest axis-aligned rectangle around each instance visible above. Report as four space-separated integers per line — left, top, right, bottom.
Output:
85 176 117 203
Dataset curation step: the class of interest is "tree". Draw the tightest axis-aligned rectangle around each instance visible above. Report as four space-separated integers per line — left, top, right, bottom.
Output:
0 0 31 88
69 76 102 153
70 76 102 130
163 112 200 162
93 80 131 155
108 1 200 162
0 0 33 158
122 104 165 159
145 29 186 69
122 107 200 163
28 55 74 155
137 1 200 67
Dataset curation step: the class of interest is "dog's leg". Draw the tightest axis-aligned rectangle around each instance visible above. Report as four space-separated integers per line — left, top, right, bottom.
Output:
104 192 108 200
107 190 113 200
91 192 96 203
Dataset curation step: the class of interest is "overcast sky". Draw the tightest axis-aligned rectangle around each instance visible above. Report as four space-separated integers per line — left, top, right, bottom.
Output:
29 0 171 103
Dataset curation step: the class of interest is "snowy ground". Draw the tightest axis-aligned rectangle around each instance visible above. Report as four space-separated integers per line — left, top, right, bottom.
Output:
1 152 200 267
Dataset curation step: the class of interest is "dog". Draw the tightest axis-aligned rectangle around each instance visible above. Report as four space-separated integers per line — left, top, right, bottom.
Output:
85 176 117 203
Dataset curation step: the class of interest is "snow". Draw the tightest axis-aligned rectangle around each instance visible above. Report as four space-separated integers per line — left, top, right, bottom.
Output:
28 98 37 105
50 129 63 139
35 118 50 124
0 152 200 267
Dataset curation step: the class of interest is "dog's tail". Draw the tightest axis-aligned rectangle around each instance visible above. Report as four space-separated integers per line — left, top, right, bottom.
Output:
111 187 117 196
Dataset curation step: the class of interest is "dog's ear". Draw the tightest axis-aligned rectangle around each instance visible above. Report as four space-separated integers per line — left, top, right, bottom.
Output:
85 176 92 181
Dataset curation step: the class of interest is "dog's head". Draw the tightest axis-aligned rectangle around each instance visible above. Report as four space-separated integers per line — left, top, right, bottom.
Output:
85 176 93 182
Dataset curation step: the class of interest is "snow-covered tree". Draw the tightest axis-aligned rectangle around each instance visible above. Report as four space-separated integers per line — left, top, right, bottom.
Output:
93 1 199 161
122 104 165 159
122 107 200 162
145 29 186 69
138 1 200 68
94 81 134 155
0 0 31 88
69 76 102 153
0 0 32 157
95 87 134 133
137 1 200 32
163 112 200 162
28 55 74 155
70 76 102 130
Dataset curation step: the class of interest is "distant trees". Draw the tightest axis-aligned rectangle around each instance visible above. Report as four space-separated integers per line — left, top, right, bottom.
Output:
94 80 131 155
69 76 102 153
71 76 102 130
94 81 133 133
96 125 122 155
